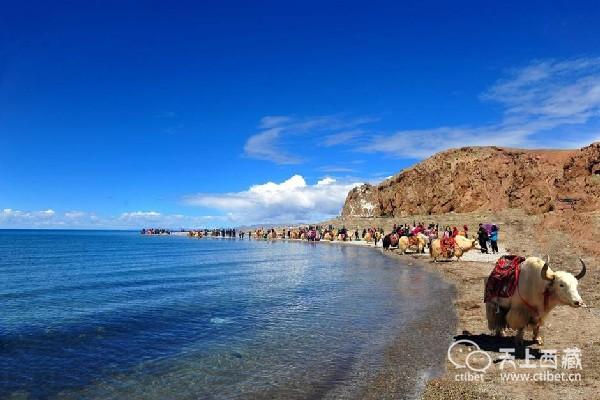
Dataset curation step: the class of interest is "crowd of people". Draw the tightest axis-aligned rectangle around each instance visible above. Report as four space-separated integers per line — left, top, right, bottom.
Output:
153 221 500 254
187 228 241 238
140 228 171 235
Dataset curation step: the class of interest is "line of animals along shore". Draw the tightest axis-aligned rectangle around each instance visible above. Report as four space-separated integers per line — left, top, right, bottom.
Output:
184 223 498 261
176 222 589 350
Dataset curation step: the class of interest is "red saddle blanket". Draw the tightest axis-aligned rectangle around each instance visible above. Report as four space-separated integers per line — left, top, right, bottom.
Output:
440 237 456 256
484 255 526 303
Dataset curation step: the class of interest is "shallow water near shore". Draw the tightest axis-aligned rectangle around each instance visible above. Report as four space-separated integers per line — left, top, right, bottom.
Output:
0 230 456 399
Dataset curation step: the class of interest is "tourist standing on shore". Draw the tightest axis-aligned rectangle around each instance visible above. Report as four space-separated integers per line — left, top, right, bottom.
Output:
490 225 499 254
478 224 489 254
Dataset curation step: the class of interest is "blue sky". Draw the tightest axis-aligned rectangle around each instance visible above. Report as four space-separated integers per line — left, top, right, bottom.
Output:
2 0 600 228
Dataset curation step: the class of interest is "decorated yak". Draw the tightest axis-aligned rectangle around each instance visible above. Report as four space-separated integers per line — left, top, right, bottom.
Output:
382 233 399 250
485 256 586 345
429 235 477 261
398 234 427 254
323 231 335 241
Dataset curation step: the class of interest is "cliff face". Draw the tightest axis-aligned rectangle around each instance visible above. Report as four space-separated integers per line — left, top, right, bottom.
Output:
341 143 600 218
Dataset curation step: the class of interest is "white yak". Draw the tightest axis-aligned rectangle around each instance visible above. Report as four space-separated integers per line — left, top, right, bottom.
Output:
486 256 586 345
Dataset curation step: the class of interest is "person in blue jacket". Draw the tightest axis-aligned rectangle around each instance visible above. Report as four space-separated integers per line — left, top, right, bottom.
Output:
490 224 499 254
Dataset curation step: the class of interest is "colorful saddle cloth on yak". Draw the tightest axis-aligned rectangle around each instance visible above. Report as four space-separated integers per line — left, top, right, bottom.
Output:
484 255 526 303
408 236 420 246
440 237 456 257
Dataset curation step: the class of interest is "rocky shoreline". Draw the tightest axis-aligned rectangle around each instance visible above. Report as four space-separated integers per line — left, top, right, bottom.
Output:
323 209 600 399
183 207 600 399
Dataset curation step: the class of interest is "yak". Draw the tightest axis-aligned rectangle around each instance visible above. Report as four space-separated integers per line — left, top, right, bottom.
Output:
485 256 586 345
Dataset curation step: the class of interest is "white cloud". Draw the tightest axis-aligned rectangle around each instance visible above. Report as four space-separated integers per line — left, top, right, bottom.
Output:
243 126 300 164
0 208 224 229
243 115 375 164
362 57 600 158
119 211 162 221
318 165 357 173
184 174 362 224
481 58 600 118
116 211 224 228
321 130 364 147
0 208 58 224
65 211 86 219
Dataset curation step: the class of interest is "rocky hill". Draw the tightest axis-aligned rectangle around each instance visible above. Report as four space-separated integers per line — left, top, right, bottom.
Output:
341 143 600 217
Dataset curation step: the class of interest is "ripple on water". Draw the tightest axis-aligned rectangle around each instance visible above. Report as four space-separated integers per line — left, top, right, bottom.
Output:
0 231 455 399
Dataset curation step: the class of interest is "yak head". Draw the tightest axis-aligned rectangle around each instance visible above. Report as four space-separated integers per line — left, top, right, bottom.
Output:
541 257 586 308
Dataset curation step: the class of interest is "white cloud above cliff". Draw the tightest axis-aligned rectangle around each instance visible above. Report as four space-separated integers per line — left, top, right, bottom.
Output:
362 57 600 158
243 58 600 163
184 174 361 224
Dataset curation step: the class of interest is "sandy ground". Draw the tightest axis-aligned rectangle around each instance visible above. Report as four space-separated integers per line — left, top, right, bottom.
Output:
322 209 600 399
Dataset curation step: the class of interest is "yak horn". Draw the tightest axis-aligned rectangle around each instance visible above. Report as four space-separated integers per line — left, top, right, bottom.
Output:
576 258 587 280
541 261 555 281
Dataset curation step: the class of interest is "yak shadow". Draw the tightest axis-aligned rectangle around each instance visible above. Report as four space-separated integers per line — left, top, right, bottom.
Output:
454 331 543 360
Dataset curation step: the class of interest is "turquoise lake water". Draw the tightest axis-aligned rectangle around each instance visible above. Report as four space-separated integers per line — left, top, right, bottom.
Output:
0 230 454 399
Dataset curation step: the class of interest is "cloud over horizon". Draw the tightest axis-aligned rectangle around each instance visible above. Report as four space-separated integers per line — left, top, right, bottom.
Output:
0 208 223 229
184 174 361 225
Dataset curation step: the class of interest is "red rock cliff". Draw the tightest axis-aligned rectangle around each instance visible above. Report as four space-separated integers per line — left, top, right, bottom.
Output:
341 143 600 217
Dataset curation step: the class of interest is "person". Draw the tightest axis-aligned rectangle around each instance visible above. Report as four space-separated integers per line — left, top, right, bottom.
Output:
490 225 499 254
452 226 459 237
339 226 347 241
478 224 489 254
463 225 469 238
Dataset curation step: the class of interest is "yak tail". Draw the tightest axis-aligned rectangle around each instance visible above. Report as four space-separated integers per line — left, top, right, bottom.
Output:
486 302 508 332
484 278 508 332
